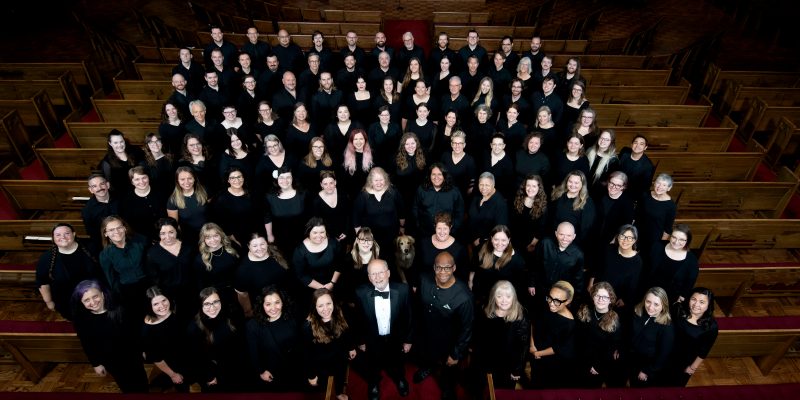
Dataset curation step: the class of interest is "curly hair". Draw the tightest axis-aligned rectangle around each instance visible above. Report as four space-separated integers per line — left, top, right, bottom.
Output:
396 132 426 171
577 281 620 333
307 288 349 344
513 174 547 219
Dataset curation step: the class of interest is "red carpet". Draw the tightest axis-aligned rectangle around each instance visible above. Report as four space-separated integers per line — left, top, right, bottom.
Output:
495 383 800 400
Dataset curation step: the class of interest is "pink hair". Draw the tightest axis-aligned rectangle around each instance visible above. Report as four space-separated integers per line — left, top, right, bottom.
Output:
343 129 373 174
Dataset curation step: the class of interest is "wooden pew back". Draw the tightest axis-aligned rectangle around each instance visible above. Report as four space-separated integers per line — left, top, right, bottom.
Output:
91 99 163 123
114 79 172 100
0 220 86 251
0 71 82 112
67 122 155 148
592 104 710 127
134 62 173 81
611 118 736 152
580 69 670 86
0 61 103 98
649 152 761 181
587 84 689 105
35 149 105 179
0 321 85 383
0 180 88 212
0 110 35 165
0 90 61 140
709 317 800 374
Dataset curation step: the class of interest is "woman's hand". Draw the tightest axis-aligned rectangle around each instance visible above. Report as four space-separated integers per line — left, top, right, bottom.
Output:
207 377 218 386
308 376 319 386
169 372 184 384
348 349 357 360
637 371 648 382
260 370 274 382
93 365 107 376
589 367 599 375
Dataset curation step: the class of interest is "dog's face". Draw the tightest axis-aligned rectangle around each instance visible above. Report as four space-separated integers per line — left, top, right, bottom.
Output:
396 235 415 254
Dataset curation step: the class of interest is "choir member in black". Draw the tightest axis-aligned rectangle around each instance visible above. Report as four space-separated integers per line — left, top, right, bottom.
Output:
186 100 223 148
432 109 459 160
71 280 148 392
529 280 577 388
199 68 231 121
495 104 526 155
284 102 317 161
575 281 625 387
235 233 292 318
243 26 271 71
441 130 476 200
500 78 531 124
523 36 545 68
264 167 309 258
556 58 586 106
254 101 284 144
551 133 590 189
340 129 373 199
531 75 563 128
167 166 209 247
254 134 297 198
37 223 99 320
532 56 556 101
399 57 425 105
515 132 551 188
460 56 484 101
618 135 655 198
100 129 144 197
374 76 402 126
219 105 256 155
534 106 559 160
82 175 119 256
342 228 381 304
562 80 589 132
629 286 675 387
303 288 357 399
402 80 433 131
470 225 527 307
298 54 321 100
489 53 513 100
468 172 509 247
348 76 374 128
296 136 333 193
274 28 304 71
159 102 186 158
141 287 191 391
210 167 260 246
311 72 345 132
586 129 619 199
637 173 677 257
314 170 352 244
510 174 548 259
177 134 218 196
217 127 258 184
568 107 599 154
591 225 643 313
142 133 176 198
499 36 520 72
439 76 471 127
549 170 595 245
530 222 586 305
194 223 240 317
247 285 302 390
414 252 473 400
394 133 427 222
146 218 194 315
121 166 167 241
354 259 413 400
413 163 464 238
592 171 636 251
472 77 499 118
324 105 362 166
470 104 495 164
187 287 246 392
516 57 534 100
666 287 718 387
646 224 699 304
293 218 343 301
173 48 205 96
238 75 261 126
482 134 515 200
405 103 436 156
431 55 454 103
353 167 405 255
368 105 402 172
415 212 469 287
99 216 150 319
307 30 334 70
337 54 363 96
471 280 528 393
271 71 301 124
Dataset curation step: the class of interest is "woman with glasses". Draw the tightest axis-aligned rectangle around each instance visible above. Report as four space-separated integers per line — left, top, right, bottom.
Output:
576 282 624 387
367 105 402 172
568 107 599 150
218 127 258 184
142 132 176 197
187 287 246 392
589 171 635 259
590 224 642 313
440 131 477 200
482 133 515 200
296 136 333 193
253 101 284 146
219 105 256 155
629 286 674 387
470 104 496 166
551 133 590 190
194 223 239 318
529 280 578 388
254 134 296 198
235 233 291 319
313 170 351 244
645 224 698 304
99 215 150 319
586 129 619 198
561 79 589 130
341 227 380 301
636 173 677 258
211 167 260 246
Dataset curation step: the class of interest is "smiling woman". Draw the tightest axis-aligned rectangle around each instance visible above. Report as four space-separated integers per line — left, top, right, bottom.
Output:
141 286 192 392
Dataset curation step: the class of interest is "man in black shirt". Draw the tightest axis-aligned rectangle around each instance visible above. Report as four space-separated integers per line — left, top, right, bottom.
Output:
81 174 119 256
340 31 366 68
488 52 513 99
414 252 473 400
396 32 425 73
531 222 585 304
185 100 221 146
168 73 195 118
531 75 563 125
369 31 394 71
203 26 238 69
459 55 484 101
521 36 545 68
499 36 520 72
335 54 364 96
272 71 301 122
198 69 228 121
272 30 304 74
618 135 655 198
429 32 459 75
256 54 282 100
311 72 343 131
172 48 205 95
458 29 489 74
241 26 271 71
367 51 400 96
439 76 470 124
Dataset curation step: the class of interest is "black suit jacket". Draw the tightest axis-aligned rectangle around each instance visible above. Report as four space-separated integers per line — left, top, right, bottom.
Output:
354 281 413 347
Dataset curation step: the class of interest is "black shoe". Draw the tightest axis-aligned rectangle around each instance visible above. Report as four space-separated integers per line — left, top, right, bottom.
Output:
395 377 409 396
368 384 380 400
413 368 432 383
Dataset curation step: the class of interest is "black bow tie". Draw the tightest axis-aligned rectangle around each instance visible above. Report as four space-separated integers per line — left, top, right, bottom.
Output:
373 290 389 299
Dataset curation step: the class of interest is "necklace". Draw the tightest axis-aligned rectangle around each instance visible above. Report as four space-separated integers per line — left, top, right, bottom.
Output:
210 248 224 258
593 309 604 320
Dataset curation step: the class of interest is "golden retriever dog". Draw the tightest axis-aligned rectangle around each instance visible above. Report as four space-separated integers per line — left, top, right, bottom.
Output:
394 235 416 283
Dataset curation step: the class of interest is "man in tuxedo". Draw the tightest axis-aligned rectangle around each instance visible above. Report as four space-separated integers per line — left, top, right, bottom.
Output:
355 259 412 400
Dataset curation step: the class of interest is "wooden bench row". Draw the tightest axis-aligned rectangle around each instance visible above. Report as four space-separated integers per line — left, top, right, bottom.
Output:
738 97 800 144
701 63 800 100
718 83 800 117
0 71 83 115
0 60 104 103
0 90 60 144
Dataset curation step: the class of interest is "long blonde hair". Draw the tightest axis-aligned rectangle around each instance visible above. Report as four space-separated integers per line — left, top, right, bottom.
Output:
170 166 208 209
198 223 238 271
634 286 672 325
484 280 524 322
551 170 589 210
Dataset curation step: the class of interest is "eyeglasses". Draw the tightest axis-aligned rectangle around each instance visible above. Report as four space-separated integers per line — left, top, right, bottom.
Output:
357 238 373 244
608 182 624 189
451 141 465 146
259 108 271 112
223 110 236 114
228 175 244 181
618 234 635 242
545 295 568 306
312 145 325 150
105 226 125 233
671 236 688 243
594 294 611 302
202 299 222 309
368 270 387 278
434 264 454 272
148 139 161 144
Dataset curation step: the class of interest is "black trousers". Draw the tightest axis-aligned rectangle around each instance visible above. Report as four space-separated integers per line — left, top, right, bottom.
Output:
365 335 406 384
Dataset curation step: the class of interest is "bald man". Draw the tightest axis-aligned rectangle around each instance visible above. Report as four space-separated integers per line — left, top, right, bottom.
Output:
531 222 585 301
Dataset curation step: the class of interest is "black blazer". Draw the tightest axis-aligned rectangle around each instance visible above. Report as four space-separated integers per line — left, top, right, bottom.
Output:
354 281 413 347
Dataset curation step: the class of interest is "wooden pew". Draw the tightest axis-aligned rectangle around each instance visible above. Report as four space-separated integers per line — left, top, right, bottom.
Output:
134 62 173 81
67 122 155 148
91 99 163 123
709 317 800 375
0 220 86 252
671 167 799 219
0 321 84 383
0 110 35 165
0 71 83 114
611 116 736 152
592 103 710 127
587 83 689 105
719 84 800 116
580 69 670 86
649 152 762 181
0 60 103 101
702 63 800 99
738 97 800 144
0 180 88 213
114 78 172 100
764 117 800 169
35 148 105 179
0 90 61 140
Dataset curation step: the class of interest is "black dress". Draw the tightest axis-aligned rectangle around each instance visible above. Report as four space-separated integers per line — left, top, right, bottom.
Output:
550 153 590 189
146 243 196 314
666 314 718 387
595 245 642 310
471 252 527 306
324 121 363 166
514 150 550 188
510 203 547 258
120 189 168 241
193 249 239 317
284 124 316 161
312 191 351 242
100 150 144 197
142 156 176 198
339 152 370 199
415 238 469 285
635 194 677 256
367 122 402 171
253 153 297 198
210 190 262 245
167 193 208 247
531 311 577 388
234 256 293 309
394 155 425 218
141 314 191 390
482 153 515 200
302 320 354 394
467 193 509 244
629 312 675 387
472 314 529 389
35 244 99 320
263 191 308 257
73 308 148 392
292 239 342 290
441 152 477 200
186 314 247 392
405 119 437 156
254 119 286 142
296 159 331 193
549 193 596 245
217 151 258 183
577 309 624 387
347 93 375 128
246 316 302 391
646 244 699 303
159 122 187 157
352 189 404 254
